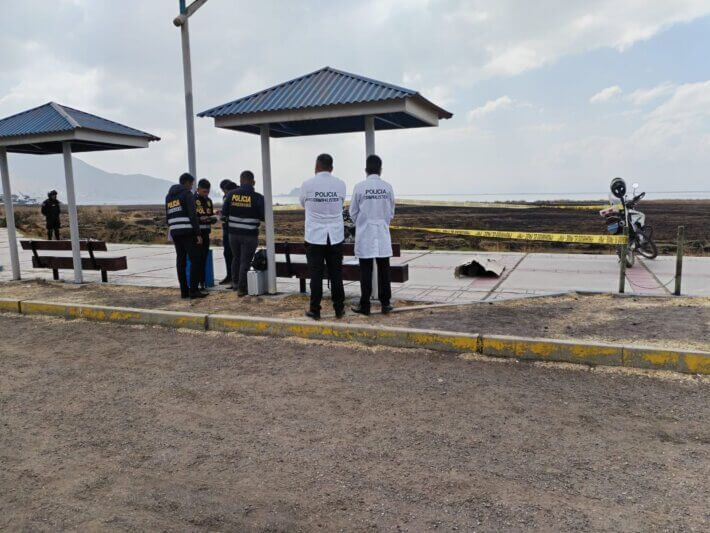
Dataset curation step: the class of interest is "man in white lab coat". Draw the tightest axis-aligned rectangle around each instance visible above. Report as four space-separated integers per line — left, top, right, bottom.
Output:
299 153 347 320
349 154 395 315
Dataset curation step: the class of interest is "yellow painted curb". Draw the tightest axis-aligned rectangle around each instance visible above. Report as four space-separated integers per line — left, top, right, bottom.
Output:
20 300 207 330
0 298 21 313
7 300 709 375
622 346 710 374
481 334 623 366
207 314 481 352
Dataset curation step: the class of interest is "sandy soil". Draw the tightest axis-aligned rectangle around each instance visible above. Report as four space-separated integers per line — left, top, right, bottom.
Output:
5 199 709 255
2 281 708 351
1 314 709 532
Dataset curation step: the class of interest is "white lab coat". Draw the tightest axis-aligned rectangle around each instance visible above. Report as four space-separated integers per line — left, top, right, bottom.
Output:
349 174 395 258
299 171 347 245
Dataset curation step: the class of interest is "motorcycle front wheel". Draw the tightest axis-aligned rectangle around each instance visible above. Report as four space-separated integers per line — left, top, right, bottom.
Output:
636 226 658 259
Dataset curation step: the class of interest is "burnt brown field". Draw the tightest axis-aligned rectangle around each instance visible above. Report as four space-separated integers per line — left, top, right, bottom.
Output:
2 200 708 255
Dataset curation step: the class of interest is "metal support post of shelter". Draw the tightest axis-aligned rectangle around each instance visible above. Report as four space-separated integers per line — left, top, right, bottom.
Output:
62 142 83 283
260 125 277 294
0 147 20 280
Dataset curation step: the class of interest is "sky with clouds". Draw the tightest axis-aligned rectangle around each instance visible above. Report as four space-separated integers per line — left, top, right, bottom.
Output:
2 0 710 198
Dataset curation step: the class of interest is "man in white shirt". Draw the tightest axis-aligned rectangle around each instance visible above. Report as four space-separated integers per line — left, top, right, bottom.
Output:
349 155 395 315
299 153 347 320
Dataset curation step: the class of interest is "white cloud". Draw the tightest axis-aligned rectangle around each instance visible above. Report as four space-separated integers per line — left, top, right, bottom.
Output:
626 82 676 105
467 96 514 120
590 85 623 103
521 122 568 133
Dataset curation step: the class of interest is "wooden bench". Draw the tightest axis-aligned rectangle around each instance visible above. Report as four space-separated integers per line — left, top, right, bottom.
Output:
20 240 128 282
275 242 408 293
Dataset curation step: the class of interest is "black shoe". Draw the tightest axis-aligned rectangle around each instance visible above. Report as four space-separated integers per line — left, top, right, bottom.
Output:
305 310 321 320
381 304 393 314
351 305 370 316
189 291 208 299
219 276 232 285
181 293 190 299
237 290 247 297
335 309 345 319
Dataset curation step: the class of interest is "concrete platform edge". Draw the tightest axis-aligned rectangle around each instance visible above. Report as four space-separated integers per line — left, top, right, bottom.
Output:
0 298 21 313
3 299 708 374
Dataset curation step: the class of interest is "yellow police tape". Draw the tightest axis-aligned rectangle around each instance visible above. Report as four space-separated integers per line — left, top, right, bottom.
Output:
396 200 612 210
390 225 628 245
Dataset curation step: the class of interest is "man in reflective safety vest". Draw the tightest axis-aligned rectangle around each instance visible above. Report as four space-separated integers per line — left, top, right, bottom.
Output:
195 178 217 290
165 173 207 299
221 170 265 296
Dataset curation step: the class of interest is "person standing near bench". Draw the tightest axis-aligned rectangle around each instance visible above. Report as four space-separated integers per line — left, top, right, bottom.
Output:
349 155 395 315
41 190 61 240
218 179 237 285
165 173 207 299
195 178 217 290
299 153 347 320
222 170 264 296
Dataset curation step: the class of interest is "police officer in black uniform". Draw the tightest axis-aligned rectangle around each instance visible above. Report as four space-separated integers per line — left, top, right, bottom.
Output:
41 190 61 240
218 179 238 285
221 170 265 296
194 178 217 290
165 173 207 299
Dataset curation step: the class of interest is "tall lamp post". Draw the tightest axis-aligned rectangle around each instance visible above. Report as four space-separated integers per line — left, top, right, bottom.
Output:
173 0 208 184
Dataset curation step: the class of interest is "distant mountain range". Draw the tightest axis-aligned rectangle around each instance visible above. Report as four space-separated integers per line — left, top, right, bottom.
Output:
4 154 175 205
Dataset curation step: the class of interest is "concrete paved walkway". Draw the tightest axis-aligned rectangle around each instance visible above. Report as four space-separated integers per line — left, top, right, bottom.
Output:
1 229 707 302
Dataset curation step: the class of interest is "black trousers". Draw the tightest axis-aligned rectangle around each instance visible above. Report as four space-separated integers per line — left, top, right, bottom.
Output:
229 233 258 293
46 226 60 240
198 231 210 286
359 257 392 310
222 226 233 281
173 234 201 296
305 241 344 314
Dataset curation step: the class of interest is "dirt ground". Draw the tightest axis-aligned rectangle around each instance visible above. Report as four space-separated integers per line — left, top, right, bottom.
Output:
381 293 710 352
4 199 709 255
2 281 708 352
1 314 708 531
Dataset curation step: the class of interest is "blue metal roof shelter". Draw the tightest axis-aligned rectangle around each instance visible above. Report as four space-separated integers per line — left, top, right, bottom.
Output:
0 103 160 283
0 102 160 154
199 66 453 294
198 66 452 137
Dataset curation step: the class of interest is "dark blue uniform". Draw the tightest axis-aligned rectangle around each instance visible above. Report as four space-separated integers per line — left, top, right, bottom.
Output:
222 185 265 293
195 193 216 288
165 184 201 297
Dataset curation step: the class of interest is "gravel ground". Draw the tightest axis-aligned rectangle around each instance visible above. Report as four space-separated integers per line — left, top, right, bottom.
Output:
1 314 709 532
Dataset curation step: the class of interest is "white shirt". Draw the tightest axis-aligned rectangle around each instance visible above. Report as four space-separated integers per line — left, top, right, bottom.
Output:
299 171 347 245
349 174 395 258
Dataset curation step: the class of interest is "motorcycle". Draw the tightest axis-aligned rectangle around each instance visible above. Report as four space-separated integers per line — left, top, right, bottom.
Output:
600 177 658 268
343 208 356 243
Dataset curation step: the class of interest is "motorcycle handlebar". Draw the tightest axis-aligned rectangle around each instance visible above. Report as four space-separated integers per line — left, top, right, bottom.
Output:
625 191 645 207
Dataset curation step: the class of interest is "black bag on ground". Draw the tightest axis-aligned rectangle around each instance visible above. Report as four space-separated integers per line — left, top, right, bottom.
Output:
251 248 268 271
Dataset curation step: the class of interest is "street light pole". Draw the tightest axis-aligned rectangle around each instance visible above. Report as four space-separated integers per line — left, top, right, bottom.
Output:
174 0 208 185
